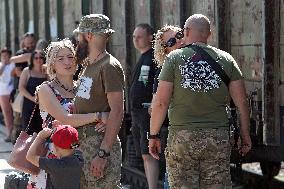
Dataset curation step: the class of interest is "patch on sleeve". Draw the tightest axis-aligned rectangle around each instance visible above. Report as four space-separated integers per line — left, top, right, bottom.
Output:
76 76 93 99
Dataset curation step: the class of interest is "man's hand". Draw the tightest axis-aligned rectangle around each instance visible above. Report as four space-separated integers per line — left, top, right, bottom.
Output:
149 139 161 160
90 156 107 178
239 135 252 156
38 128 52 139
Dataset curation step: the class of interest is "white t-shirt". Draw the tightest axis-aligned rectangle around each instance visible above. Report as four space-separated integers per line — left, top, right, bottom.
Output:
0 62 15 95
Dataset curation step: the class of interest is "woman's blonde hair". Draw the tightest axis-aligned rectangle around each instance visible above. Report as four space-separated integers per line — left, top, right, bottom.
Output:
45 39 75 79
153 25 181 67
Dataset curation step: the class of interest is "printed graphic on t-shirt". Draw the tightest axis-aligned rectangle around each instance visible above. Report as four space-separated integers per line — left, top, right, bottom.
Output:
76 76 93 99
138 65 150 85
179 54 221 92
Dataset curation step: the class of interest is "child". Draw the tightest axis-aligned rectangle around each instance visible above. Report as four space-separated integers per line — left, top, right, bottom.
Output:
26 125 83 189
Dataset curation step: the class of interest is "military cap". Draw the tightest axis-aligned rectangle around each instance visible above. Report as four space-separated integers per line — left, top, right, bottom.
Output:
73 14 115 34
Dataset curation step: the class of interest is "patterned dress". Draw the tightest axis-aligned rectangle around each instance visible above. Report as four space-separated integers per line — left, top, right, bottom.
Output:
27 84 74 189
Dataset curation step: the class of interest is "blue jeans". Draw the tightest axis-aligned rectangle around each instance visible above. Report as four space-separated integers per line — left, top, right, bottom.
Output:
164 173 170 189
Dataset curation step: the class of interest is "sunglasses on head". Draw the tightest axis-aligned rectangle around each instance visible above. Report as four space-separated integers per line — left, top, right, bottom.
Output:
163 30 184 48
24 32 35 38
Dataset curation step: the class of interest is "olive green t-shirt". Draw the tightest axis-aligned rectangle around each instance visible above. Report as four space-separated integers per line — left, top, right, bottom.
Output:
74 54 124 114
159 43 242 130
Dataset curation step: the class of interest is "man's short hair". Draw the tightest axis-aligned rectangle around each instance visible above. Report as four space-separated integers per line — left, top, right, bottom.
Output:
185 14 211 33
0 47 12 56
136 23 154 36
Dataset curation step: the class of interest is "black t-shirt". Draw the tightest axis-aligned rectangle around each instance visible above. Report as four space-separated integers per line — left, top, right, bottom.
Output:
39 150 84 189
129 48 156 109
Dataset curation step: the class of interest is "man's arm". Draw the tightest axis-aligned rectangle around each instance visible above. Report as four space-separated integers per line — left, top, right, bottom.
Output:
91 91 123 178
229 79 252 155
150 81 173 135
100 91 124 151
149 81 173 159
10 53 32 63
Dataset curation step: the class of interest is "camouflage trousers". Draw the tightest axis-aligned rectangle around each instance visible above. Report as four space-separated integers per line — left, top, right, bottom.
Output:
165 128 232 189
78 126 122 189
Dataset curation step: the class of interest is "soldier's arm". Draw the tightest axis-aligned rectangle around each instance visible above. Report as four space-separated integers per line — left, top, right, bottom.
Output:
150 80 173 135
229 79 251 155
100 91 124 152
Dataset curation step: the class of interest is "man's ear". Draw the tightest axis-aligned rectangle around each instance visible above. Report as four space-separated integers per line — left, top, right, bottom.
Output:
148 34 154 43
184 27 190 38
207 31 212 39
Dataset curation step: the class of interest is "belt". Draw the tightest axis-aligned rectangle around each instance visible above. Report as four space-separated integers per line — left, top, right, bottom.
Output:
77 123 103 139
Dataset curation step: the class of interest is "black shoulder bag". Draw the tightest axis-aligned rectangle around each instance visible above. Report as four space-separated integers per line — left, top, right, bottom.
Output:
188 44 239 148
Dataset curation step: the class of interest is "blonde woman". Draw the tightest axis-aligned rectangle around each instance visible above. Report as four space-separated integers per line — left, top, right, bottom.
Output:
27 39 106 189
152 25 184 189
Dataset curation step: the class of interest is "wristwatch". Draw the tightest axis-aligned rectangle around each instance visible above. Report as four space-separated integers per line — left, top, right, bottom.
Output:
97 149 110 159
147 132 160 140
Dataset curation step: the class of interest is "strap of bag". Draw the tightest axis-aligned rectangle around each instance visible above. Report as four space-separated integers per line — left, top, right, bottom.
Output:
188 44 239 146
188 44 235 106
24 104 38 133
23 70 39 133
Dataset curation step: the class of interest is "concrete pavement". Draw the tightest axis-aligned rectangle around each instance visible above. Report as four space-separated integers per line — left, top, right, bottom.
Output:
0 124 14 189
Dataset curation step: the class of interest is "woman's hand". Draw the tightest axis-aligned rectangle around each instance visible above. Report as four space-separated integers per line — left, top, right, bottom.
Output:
95 112 109 132
101 112 109 124
52 120 62 128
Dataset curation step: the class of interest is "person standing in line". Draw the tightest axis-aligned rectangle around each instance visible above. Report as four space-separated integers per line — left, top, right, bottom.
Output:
152 25 184 189
0 48 15 142
149 14 251 189
10 32 37 143
19 50 47 134
11 32 36 90
74 14 124 189
130 23 159 189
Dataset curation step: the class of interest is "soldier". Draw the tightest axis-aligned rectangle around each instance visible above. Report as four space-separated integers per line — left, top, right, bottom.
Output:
73 14 124 189
149 14 251 189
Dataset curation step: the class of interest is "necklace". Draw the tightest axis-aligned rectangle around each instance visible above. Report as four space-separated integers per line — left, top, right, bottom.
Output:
54 78 76 94
89 50 106 65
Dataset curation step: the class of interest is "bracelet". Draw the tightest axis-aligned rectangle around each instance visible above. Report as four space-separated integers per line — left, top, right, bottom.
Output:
147 132 160 140
95 112 102 122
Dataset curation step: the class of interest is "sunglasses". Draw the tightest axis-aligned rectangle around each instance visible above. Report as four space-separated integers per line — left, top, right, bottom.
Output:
162 30 184 48
34 56 44 60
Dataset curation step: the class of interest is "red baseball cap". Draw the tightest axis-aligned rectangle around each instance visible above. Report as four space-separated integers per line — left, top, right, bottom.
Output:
51 125 79 149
